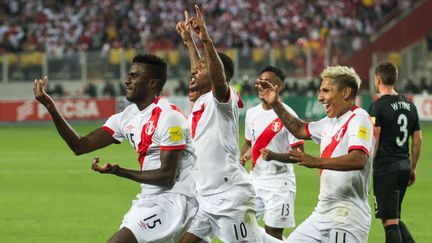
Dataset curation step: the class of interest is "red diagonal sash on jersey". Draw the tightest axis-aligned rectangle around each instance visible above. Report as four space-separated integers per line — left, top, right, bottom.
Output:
191 104 205 139
137 107 162 171
251 117 283 170
320 113 356 175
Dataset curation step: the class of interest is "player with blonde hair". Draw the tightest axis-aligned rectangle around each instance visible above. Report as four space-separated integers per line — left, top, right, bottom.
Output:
257 65 375 243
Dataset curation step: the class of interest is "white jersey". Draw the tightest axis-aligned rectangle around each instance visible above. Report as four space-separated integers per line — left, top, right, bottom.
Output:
103 97 196 197
245 103 304 182
305 106 375 232
188 86 251 195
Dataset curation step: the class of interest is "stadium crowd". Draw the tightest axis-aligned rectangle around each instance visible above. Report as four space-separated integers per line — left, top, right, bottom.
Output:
0 0 415 55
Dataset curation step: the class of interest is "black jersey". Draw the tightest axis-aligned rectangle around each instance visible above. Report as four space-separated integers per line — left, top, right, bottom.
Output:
368 94 420 174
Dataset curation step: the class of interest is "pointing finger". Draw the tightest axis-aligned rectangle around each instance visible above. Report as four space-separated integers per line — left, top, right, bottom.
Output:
194 5 202 19
184 10 189 22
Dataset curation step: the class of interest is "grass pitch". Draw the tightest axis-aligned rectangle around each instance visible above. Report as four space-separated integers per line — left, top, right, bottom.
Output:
1 122 430 242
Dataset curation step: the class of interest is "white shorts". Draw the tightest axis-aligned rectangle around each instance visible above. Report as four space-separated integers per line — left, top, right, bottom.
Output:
187 184 264 242
120 193 198 243
286 211 369 243
254 179 296 228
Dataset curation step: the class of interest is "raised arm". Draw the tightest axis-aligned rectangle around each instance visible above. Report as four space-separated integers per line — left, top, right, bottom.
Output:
409 129 422 186
92 149 181 187
176 10 200 71
256 80 310 140
34 76 117 155
189 5 229 102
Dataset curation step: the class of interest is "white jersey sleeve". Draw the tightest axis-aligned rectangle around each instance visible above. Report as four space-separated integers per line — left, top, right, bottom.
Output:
347 113 374 157
156 111 188 150
306 117 328 144
103 112 124 142
244 109 252 142
213 87 243 116
287 129 304 147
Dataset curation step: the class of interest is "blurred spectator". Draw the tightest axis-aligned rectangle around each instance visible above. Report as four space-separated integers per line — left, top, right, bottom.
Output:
102 81 116 97
240 76 254 97
118 83 126 96
83 83 98 98
0 0 415 56
426 28 432 51
53 83 65 97
174 80 188 96
404 79 420 94
305 79 317 96
419 77 431 94
102 80 116 97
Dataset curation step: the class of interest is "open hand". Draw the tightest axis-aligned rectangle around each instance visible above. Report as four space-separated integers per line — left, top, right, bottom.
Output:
408 169 416 186
288 148 319 168
260 148 275 161
255 80 278 105
91 156 119 174
33 76 54 107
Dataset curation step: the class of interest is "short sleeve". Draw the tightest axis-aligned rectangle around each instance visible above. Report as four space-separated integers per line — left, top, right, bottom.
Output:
157 111 188 151
244 110 252 142
347 114 374 157
213 86 240 115
287 131 304 148
102 113 124 142
368 102 381 127
307 117 327 144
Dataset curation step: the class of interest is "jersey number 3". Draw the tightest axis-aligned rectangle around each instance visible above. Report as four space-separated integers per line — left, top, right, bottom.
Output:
396 114 408 146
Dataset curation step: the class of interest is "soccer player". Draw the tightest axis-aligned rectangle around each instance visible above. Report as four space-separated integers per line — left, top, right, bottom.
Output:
176 5 283 243
369 61 422 243
240 66 304 240
33 54 198 243
257 66 375 243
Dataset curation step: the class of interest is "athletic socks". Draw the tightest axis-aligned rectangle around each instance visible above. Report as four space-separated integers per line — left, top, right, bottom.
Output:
385 224 402 243
399 220 416 243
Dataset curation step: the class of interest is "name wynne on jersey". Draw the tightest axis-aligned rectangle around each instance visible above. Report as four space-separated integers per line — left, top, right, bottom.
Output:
391 101 411 111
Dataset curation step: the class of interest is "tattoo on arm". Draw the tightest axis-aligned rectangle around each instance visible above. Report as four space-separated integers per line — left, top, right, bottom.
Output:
203 41 229 102
272 101 309 140
187 41 200 71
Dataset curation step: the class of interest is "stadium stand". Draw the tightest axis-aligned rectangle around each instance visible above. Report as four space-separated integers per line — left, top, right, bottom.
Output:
0 0 427 98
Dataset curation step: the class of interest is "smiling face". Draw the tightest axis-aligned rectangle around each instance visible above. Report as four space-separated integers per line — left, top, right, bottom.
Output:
256 71 282 101
188 59 212 102
124 63 155 103
318 78 351 118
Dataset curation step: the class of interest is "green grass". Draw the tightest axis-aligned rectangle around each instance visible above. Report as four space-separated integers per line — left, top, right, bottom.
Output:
1 122 431 242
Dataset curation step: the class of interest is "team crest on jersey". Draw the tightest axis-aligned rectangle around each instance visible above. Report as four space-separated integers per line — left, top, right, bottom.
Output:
124 124 135 133
272 121 282 132
335 128 345 141
145 121 156 135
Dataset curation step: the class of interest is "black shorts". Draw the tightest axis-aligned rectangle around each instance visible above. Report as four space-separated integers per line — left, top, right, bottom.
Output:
373 170 411 220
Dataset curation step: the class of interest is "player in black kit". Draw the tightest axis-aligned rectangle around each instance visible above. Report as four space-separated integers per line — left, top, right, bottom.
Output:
369 61 422 243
